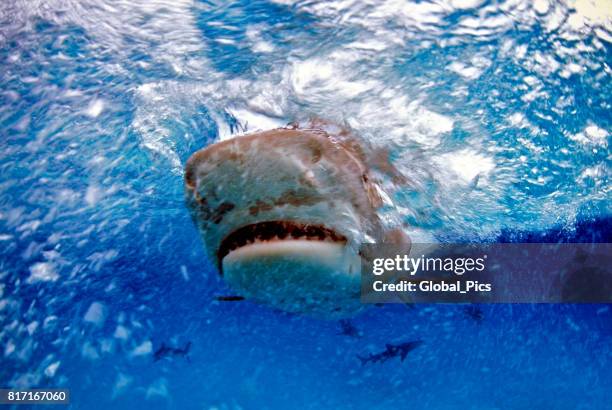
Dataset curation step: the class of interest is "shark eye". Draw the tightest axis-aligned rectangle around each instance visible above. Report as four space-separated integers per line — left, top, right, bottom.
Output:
362 174 369 183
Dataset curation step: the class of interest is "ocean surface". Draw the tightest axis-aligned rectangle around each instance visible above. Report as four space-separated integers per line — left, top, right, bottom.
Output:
0 0 610 408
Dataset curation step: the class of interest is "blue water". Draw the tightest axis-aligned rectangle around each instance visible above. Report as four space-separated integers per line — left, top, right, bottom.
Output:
1 0 611 408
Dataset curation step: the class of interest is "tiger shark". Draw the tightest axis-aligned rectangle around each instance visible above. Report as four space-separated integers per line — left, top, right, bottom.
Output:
184 120 409 317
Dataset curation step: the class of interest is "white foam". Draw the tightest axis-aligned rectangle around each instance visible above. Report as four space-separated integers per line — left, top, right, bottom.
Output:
437 149 495 183
533 0 549 14
508 112 526 127
567 0 612 30
253 41 275 53
585 124 609 144
290 59 334 96
85 185 103 206
216 38 236 45
569 124 609 146
347 39 388 51
448 62 482 79
410 104 455 140
27 262 59 283
450 0 485 10
84 99 105 118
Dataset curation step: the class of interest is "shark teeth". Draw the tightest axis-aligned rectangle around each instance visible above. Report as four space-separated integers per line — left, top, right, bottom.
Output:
217 221 347 266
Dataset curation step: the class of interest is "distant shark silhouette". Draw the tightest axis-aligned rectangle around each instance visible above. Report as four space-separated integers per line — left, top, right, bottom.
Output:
357 340 423 365
153 342 191 362
215 295 245 302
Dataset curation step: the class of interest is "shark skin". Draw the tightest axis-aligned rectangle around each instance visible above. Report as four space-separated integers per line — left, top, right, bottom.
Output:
184 122 409 317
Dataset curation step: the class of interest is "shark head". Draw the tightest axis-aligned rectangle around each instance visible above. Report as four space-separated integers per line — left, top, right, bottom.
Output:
185 125 400 317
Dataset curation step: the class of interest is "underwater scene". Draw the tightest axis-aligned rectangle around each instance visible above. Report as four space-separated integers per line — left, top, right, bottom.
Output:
0 0 611 408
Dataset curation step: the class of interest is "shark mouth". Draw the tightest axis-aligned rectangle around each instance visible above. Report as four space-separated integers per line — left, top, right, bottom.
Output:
217 221 347 271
